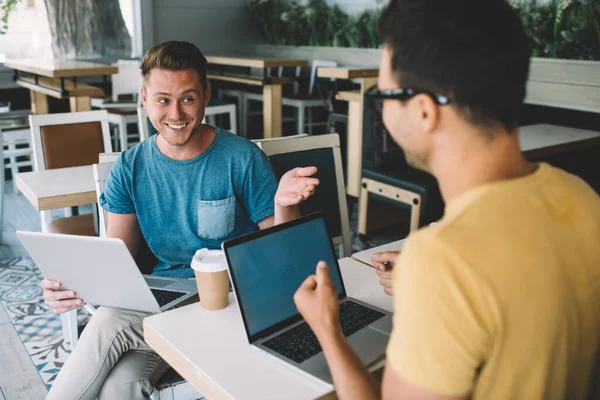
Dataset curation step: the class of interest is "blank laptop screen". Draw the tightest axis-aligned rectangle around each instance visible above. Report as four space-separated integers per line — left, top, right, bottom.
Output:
226 216 343 338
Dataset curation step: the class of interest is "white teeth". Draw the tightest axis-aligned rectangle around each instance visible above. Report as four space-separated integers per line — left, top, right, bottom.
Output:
168 123 186 129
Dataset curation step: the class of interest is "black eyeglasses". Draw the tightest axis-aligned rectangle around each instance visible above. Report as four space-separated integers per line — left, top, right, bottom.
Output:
366 85 451 113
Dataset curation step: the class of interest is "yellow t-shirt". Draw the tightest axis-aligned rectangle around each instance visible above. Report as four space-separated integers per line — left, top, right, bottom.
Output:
387 163 600 399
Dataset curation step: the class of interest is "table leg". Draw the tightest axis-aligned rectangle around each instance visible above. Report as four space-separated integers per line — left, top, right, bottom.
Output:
346 77 377 198
263 84 282 138
346 100 363 198
30 91 49 114
69 96 91 112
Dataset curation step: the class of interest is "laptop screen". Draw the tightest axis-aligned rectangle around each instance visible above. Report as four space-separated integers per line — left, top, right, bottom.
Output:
224 213 345 342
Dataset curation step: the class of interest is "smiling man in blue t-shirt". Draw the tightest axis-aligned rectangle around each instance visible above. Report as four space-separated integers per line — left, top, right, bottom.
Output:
43 41 319 400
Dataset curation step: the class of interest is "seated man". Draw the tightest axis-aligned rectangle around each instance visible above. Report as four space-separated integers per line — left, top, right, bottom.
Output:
41 41 319 400
294 1 600 399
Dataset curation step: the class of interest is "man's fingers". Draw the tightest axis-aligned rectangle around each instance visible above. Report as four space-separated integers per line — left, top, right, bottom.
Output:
298 275 318 291
380 277 393 289
383 287 394 296
48 290 77 301
49 298 83 313
301 177 320 187
316 261 333 287
372 261 389 272
375 269 393 279
40 279 61 290
294 166 318 177
371 251 400 263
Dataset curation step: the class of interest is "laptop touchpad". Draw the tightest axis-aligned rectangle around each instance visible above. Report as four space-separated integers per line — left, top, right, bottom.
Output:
144 276 174 288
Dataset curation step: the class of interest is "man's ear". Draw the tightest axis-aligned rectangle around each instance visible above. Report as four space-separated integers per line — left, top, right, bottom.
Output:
412 93 440 135
140 88 147 106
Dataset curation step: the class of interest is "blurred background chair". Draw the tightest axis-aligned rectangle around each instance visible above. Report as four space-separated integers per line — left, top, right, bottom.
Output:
29 110 112 236
92 60 142 151
258 133 351 257
243 60 337 136
0 108 33 193
358 96 444 237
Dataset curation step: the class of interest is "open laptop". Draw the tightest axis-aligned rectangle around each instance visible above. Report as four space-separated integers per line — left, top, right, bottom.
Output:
17 231 198 314
222 212 393 386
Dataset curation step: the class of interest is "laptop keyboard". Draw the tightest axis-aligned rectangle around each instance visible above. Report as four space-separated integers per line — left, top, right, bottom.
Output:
262 300 385 364
150 288 187 307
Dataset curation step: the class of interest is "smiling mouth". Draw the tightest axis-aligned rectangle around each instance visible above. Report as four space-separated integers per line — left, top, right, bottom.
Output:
165 122 189 130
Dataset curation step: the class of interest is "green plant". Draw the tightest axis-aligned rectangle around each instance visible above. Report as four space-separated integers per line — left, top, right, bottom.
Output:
512 0 600 60
246 0 383 48
0 0 21 35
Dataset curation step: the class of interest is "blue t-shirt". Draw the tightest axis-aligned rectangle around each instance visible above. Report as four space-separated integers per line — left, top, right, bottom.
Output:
99 128 278 278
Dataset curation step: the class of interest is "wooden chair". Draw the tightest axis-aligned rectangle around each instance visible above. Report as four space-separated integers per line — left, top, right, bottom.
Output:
258 133 352 257
358 101 444 236
29 110 112 236
244 61 336 135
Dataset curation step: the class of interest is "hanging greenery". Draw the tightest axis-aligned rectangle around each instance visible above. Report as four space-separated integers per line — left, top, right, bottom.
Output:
511 0 600 60
246 0 384 48
0 0 21 35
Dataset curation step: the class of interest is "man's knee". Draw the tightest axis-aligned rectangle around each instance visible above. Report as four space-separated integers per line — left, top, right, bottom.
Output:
98 375 155 400
97 351 166 400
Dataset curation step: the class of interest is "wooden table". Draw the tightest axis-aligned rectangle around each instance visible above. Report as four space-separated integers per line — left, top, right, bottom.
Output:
520 124 600 158
206 55 308 138
144 257 391 399
318 67 378 197
15 165 96 211
3 59 118 114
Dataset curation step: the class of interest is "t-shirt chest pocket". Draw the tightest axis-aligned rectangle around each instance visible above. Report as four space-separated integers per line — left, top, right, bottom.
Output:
197 197 236 240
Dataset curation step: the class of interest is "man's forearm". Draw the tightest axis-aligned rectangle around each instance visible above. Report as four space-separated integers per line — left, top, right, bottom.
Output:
318 329 380 400
274 203 301 225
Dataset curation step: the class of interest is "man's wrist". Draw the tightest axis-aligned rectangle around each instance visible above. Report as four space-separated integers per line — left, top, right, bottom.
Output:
315 321 346 351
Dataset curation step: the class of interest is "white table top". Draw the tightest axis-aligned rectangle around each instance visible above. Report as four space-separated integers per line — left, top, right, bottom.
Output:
520 124 600 157
143 257 392 400
15 165 96 211
351 240 406 268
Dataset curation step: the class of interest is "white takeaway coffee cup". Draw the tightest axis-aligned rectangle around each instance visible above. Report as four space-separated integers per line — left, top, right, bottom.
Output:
190 248 229 310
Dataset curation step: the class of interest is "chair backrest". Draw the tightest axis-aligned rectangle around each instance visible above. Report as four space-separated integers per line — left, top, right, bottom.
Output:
112 59 142 103
258 133 351 257
137 106 155 140
99 152 121 163
309 60 338 97
251 134 308 149
93 162 114 237
29 110 112 171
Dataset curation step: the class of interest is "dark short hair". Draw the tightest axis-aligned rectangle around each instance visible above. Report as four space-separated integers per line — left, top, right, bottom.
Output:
140 41 208 88
378 0 531 132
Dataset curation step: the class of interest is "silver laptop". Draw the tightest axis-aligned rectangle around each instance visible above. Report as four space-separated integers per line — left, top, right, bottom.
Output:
17 231 198 314
222 212 393 386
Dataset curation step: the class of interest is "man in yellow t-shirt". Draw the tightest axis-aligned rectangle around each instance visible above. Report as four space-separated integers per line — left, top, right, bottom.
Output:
293 0 600 399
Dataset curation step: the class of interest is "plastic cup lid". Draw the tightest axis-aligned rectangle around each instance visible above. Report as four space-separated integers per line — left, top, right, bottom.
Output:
191 248 227 272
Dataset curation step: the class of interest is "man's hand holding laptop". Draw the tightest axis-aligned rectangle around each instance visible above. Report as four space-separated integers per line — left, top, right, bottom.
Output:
41 278 84 314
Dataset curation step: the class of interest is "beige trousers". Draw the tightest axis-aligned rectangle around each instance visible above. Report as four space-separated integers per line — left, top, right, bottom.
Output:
46 307 169 400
